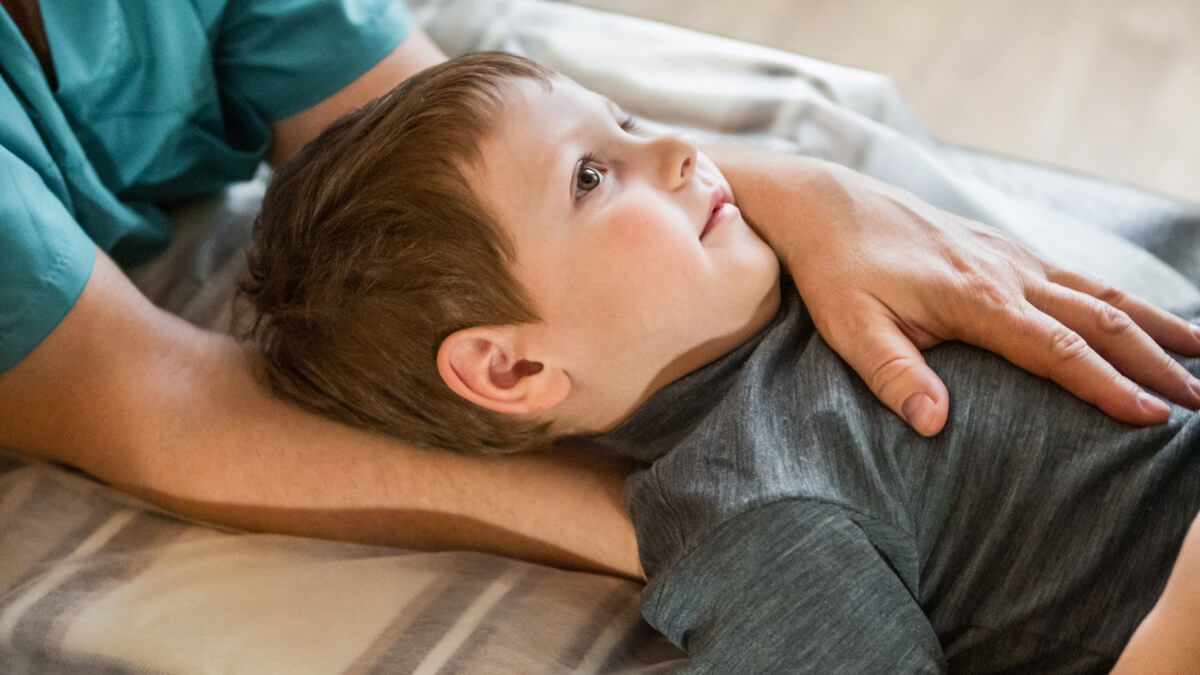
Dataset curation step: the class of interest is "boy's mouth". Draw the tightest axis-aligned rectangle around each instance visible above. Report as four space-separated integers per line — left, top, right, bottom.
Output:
701 187 733 240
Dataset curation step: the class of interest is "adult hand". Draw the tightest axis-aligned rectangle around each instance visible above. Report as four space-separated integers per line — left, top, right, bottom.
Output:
710 146 1200 436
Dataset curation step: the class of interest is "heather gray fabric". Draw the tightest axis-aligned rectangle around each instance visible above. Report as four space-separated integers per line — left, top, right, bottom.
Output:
594 284 1200 674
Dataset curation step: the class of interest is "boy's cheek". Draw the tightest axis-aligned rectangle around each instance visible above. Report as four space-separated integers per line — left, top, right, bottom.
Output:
606 207 672 246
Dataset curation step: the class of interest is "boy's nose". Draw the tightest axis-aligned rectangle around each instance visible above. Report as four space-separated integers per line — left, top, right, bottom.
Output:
650 133 698 189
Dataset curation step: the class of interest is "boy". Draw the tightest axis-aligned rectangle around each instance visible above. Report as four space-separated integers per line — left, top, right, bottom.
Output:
242 52 1200 672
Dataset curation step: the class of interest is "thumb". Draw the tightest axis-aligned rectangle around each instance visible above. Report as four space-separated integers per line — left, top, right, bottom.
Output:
822 306 950 436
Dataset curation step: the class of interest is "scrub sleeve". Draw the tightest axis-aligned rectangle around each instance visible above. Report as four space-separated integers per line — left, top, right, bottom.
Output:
0 0 412 372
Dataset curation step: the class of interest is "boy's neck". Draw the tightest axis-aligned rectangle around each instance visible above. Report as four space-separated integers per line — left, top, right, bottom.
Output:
556 286 785 437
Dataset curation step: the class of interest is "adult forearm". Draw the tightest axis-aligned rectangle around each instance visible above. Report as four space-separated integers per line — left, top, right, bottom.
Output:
1112 605 1200 674
0 252 642 579
136 335 641 578
1112 513 1200 674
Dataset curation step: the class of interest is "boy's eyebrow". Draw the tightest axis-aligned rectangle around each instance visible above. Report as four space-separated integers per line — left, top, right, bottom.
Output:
543 122 579 208
545 95 626 208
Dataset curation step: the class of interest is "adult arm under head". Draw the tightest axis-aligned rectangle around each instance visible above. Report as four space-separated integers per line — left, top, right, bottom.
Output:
707 145 1200 436
0 249 642 579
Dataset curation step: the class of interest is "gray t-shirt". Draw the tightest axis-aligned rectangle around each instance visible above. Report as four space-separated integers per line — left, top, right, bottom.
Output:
593 283 1200 673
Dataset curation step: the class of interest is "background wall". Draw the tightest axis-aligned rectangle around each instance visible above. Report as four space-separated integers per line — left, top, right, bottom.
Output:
564 0 1198 202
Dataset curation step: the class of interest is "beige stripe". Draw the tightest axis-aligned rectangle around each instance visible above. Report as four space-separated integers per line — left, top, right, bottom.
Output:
410 567 522 675
0 509 136 642
573 591 641 674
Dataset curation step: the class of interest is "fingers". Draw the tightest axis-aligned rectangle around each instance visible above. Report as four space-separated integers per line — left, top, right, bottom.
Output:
822 303 950 436
1027 284 1200 411
1049 267 1200 357
971 304 1173 426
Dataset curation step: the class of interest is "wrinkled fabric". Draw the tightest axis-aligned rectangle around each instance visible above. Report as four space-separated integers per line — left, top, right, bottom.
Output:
0 0 410 371
597 284 1200 673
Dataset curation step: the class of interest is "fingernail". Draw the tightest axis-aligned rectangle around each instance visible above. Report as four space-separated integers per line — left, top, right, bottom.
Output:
1138 392 1170 416
1193 324 1200 342
902 392 935 430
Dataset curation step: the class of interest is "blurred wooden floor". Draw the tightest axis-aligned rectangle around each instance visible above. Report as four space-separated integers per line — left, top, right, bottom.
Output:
565 0 1198 202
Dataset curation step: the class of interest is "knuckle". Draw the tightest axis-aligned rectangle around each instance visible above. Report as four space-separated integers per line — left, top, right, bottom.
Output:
1104 369 1127 390
1045 328 1090 374
981 228 1036 265
1153 351 1184 382
1105 371 1138 400
1094 283 1127 308
1096 304 1134 336
961 272 1011 310
995 236 1028 260
866 355 913 397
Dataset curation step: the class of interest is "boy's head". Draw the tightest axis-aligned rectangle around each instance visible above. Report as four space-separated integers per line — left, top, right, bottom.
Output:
243 52 781 455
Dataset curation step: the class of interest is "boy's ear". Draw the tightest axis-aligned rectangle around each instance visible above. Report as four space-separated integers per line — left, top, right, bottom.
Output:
436 327 571 414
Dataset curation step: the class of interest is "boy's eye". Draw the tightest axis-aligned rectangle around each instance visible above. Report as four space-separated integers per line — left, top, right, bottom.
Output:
575 165 604 197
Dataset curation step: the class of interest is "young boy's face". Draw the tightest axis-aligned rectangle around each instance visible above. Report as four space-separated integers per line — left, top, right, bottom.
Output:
465 75 781 428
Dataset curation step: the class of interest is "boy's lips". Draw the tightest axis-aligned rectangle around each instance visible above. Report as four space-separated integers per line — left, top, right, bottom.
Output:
701 187 734 240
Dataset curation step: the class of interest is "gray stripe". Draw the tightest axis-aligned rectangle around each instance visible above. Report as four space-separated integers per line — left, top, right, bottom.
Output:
359 554 514 675
12 511 189 651
555 584 641 670
0 483 123 605
0 641 168 674
435 566 542 674
342 564 475 675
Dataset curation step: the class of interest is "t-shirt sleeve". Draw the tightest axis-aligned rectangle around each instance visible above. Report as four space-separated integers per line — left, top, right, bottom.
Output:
0 144 96 372
214 0 414 121
643 500 946 674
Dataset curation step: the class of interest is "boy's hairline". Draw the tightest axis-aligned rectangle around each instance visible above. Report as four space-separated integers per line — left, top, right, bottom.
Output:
446 68 565 332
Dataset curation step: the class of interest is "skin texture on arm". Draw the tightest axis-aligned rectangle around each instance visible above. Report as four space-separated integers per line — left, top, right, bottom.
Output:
0 251 642 579
706 144 1200 436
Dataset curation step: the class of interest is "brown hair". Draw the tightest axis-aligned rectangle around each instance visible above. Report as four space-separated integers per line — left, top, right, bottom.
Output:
240 51 557 455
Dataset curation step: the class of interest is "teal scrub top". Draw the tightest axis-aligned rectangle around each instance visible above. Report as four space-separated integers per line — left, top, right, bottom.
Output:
0 0 412 372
